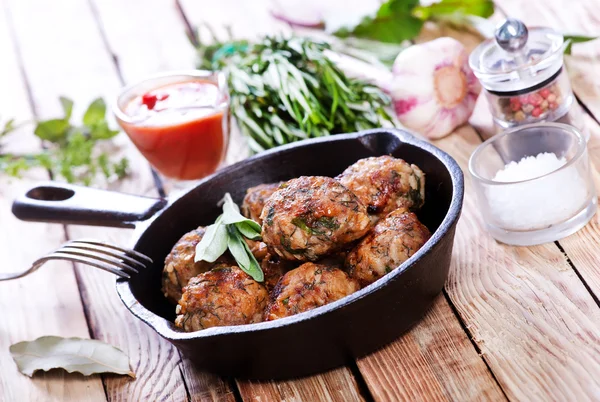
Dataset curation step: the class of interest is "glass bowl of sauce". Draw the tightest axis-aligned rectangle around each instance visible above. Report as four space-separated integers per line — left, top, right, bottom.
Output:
114 70 229 181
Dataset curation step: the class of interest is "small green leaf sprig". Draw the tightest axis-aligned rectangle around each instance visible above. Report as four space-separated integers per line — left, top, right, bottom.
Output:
194 193 264 282
0 97 129 185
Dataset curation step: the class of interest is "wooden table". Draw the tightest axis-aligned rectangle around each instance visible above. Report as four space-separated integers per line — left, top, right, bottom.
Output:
2 0 600 400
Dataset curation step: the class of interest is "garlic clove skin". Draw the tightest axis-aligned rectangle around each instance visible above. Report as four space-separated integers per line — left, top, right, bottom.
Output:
390 37 481 139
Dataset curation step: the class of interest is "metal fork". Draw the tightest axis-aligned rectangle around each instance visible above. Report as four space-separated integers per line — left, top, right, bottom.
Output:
0 239 153 281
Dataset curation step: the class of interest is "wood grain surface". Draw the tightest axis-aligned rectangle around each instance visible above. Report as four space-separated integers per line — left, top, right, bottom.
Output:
357 295 506 401
3 0 188 400
434 125 600 400
3 0 600 400
0 1 106 401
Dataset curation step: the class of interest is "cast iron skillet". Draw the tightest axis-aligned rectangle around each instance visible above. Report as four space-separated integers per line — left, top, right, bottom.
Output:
12 129 464 380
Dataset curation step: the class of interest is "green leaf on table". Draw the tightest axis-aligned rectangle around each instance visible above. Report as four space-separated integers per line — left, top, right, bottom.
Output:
34 119 69 142
194 215 229 263
227 225 264 282
333 0 423 44
10 336 134 378
59 96 74 120
412 0 494 21
564 34 598 55
220 193 262 232
83 98 107 127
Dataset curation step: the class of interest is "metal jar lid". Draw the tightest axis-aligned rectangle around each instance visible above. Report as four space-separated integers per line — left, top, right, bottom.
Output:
469 19 565 93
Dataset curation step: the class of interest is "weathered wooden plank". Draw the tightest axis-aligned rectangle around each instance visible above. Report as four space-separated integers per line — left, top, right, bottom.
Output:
433 124 600 400
89 0 196 83
88 0 243 399
237 368 364 402
495 0 600 342
556 116 600 295
4 0 190 400
357 295 506 402
0 1 106 401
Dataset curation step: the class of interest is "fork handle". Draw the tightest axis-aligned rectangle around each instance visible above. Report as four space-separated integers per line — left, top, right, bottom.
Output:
12 182 167 228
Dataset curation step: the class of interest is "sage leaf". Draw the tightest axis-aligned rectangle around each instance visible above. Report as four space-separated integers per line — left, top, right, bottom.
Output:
10 336 134 378
235 221 262 240
221 193 262 232
227 226 264 282
194 215 228 263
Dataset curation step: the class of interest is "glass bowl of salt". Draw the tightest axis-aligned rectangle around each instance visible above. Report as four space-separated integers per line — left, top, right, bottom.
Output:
469 122 596 246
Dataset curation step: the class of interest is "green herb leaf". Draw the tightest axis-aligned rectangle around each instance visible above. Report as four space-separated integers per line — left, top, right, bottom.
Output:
227 225 264 282
34 119 69 142
412 0 494 21
334 0 423 44
194 215 229 263
235 221 262 240
59 97 74 120
1 118 17 138
10 336 134 378
83 98 107 127
291 217 313 235
2 97 128 185
90 120 120 140
564 34 598 55
197 37 393 152
221 193 262 232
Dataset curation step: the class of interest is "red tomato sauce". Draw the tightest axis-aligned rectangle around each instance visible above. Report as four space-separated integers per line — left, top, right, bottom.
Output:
121 80 227 180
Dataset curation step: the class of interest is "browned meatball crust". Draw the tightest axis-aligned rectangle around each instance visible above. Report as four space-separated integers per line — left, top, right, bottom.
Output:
261 253 295 292
260 176 371 261
241 182 282 225
346 208 431 287
246 240 268 261
337 156 425 221
175 266 269 332
264 262 360 321
162 227 233 304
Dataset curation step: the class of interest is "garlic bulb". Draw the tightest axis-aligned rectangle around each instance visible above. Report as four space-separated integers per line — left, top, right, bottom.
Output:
389 37 481 139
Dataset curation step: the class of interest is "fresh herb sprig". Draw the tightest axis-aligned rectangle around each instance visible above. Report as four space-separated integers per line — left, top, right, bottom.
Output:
197 36 394 153
0 97 129 185
195 193 264 282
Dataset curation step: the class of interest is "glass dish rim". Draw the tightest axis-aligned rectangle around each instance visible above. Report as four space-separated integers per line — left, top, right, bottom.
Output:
468 122 586 186
112 69 228 125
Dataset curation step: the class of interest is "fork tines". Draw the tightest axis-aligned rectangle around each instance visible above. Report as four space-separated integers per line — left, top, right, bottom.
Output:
56 239 153 279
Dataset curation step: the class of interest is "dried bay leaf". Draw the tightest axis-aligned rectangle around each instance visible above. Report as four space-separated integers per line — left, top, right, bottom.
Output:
10 336 135 378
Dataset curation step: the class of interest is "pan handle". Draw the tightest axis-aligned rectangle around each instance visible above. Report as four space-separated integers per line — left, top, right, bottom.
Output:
12 182 167 228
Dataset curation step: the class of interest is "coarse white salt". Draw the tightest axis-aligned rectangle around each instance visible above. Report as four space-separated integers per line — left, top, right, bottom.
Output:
486 152 588 230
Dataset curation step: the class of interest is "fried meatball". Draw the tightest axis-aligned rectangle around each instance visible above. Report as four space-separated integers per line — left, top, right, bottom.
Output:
261 253 295 292
260 176 371 261
162 227 233 304
346 208 431 287
175 266 269 332
337 156 425 221
264 262 359 321
246 240 268 261
241 182 282 225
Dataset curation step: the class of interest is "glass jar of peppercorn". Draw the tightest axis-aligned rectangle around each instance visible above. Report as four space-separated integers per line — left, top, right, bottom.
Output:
469 19 586 138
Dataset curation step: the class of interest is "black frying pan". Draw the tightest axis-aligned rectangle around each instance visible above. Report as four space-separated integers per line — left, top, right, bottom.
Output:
12 129 464 379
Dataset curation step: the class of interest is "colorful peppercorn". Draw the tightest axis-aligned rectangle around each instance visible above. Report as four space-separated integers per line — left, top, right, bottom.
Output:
495 82 563 124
